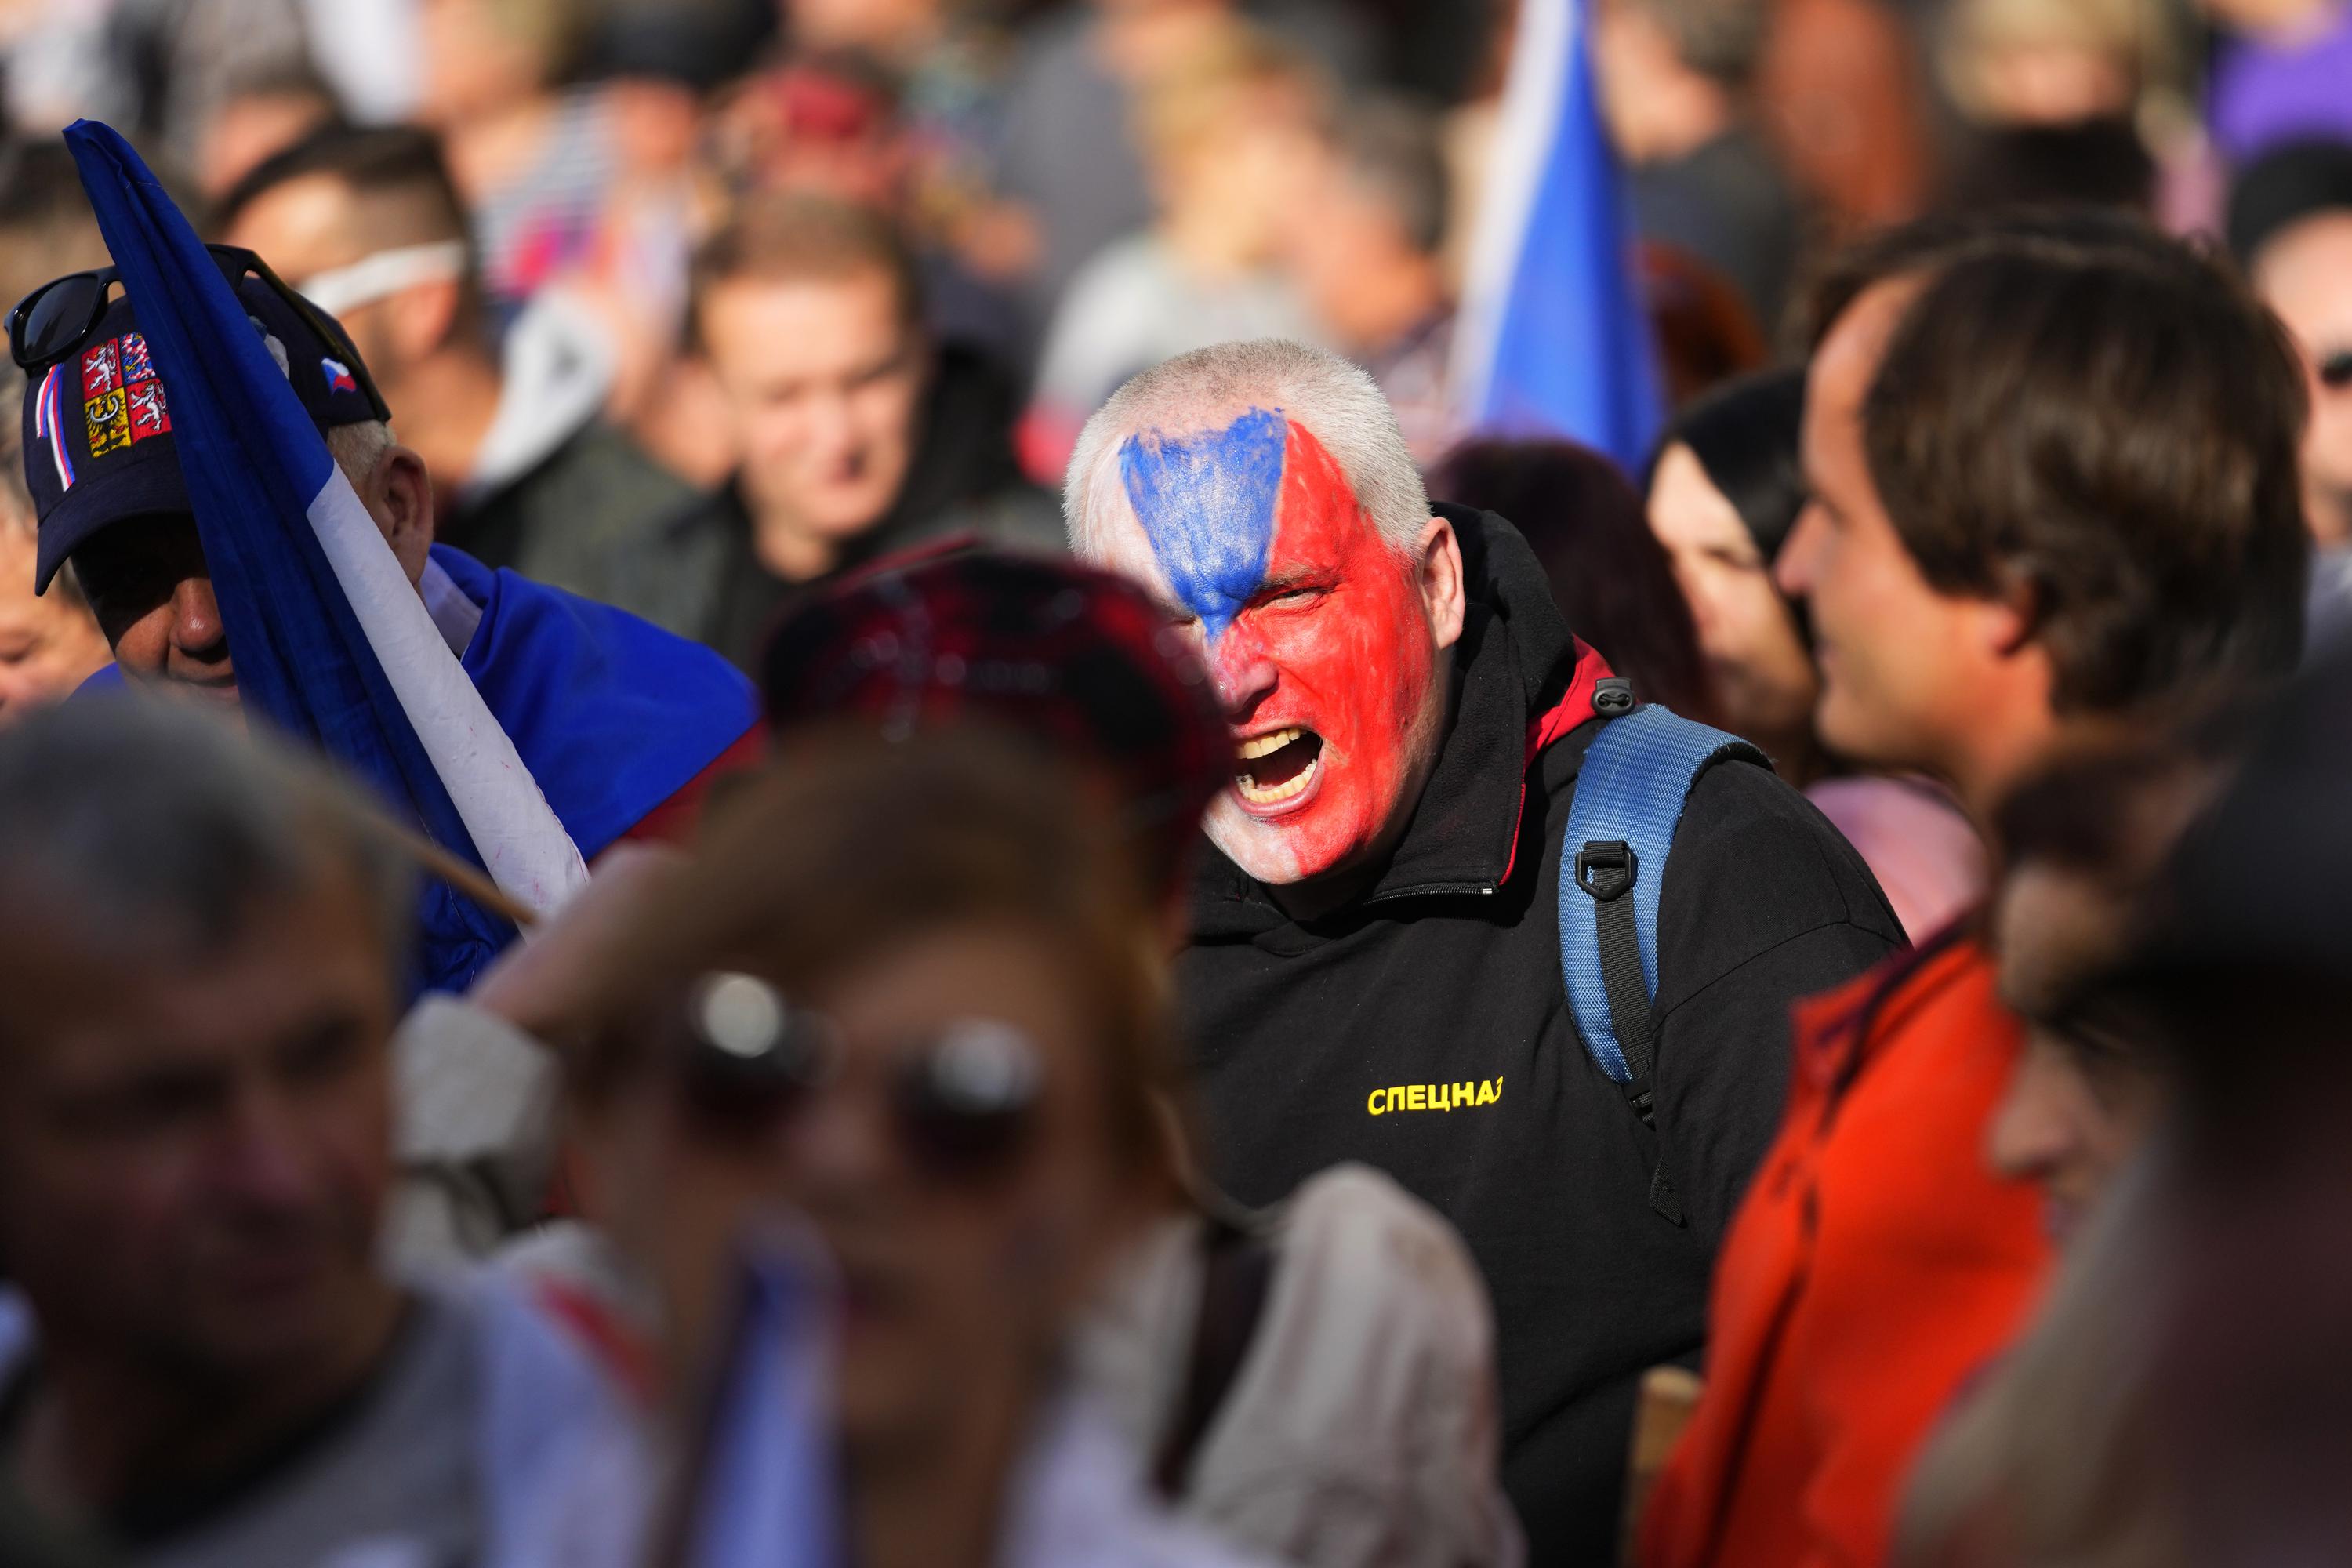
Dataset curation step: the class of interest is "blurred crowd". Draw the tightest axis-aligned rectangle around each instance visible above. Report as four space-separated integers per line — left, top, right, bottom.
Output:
2 1 2352 1566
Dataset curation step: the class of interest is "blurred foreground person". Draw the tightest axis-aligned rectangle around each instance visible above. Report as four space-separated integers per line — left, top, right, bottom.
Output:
1645 368 1983 938
593 195 1059 670
1641 215 2310 1568
1432 436 1713 720
2122 640 2352 1566
571 731 1280 1568
1976 733 2234 1240
1066 339 1901 1559
1892 727 2240 1568
0 700 622 1566
0 369 107 724
216 125 695 595
475 548 1526 1568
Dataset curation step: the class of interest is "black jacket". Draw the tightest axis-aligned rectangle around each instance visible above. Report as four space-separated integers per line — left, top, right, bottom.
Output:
438 420 698 601
1174 508 1903 1563
586 343 1064 670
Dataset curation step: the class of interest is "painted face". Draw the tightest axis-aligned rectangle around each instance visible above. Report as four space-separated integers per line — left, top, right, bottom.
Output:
1099 408 1444 885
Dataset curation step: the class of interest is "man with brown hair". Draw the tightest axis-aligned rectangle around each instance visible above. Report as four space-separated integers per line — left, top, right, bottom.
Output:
1642 212 2309 1568
592 194 1060 669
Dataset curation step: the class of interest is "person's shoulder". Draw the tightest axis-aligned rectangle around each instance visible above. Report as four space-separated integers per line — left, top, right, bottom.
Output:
535 421 697 510
1658 754 1906 954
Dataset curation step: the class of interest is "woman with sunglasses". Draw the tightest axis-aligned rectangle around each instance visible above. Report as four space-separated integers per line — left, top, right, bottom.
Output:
557 726 1277 1568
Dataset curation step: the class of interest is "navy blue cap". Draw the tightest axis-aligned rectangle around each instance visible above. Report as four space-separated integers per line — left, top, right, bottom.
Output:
20 274 380 593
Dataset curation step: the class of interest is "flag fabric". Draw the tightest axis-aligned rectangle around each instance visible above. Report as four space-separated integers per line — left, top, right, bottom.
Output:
1450 0 1665 477
61 120 589 967
681 1239 841 1568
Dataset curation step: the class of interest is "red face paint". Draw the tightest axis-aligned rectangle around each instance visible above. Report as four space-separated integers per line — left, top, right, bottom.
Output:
1200 420 1440 885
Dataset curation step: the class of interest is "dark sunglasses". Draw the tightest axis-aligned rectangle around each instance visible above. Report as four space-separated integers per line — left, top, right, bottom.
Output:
5 243 391 422
675 971 1044 1181
2322 350 2352 392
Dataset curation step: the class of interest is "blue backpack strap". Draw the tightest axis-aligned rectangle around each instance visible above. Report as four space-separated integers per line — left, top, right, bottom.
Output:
1559 702 1769 1127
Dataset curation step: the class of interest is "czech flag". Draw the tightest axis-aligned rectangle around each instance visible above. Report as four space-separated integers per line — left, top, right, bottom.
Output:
1451 0 1665 477
62 122 589 960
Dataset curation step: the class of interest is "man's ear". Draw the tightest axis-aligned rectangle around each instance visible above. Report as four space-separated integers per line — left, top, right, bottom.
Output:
368 443 436 586
1982 567 2041 660
1416 514 1467 651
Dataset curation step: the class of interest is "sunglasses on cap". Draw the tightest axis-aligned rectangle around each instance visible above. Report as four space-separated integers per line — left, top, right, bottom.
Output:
5 242 393 422
2322 350 2352 392
676 971 1045 1181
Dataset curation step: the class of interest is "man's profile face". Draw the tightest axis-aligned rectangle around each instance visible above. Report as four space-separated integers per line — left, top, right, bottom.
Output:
1090 408 1454 885
0 525 111 725
64 445 430 711
2252 212 2352 546
71 512 240 708
1777 277 1990 776
0 868 397 1380
701 270 927 550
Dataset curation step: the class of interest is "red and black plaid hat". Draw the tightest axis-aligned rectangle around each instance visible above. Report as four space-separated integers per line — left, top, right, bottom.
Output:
760 541 1229 892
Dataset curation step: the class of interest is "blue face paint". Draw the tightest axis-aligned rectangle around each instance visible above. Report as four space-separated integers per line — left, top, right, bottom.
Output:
1118 407 1287 643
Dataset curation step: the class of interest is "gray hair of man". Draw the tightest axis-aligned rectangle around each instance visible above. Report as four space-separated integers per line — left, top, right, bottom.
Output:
325 419 398 491
1063 339 1436 566
0 697 414 978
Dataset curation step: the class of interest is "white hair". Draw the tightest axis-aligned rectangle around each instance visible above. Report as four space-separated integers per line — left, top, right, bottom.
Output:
325 419 397 489
1062 339 1433 563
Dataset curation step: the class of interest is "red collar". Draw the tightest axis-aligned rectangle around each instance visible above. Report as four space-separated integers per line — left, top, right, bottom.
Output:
1498 638 1613 886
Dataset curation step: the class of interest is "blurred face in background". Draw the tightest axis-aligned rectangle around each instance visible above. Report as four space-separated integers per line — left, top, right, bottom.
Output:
0 526 111 726
785 0 942 55
1646 441 1817 750
1150 76 1325 267
2251 211 2352 547
416 0 558 128
1988 862 2166 1239
700 267 927 557
775 921 1142 1452
220 173 457 398
0 868 399 1386
1942 0 2143 128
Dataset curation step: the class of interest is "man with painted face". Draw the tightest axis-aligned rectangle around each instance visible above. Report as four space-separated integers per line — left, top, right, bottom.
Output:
1064 339 1904 1559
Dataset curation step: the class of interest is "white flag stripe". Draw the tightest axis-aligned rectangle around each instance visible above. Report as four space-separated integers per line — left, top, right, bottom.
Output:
1450 0 1572 419
303 467 590 915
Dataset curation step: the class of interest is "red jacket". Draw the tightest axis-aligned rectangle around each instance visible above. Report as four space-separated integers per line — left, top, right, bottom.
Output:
1640 925 2053 1568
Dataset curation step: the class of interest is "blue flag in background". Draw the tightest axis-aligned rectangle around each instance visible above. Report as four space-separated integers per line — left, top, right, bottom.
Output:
63 120 590 985
1451 0 1665 477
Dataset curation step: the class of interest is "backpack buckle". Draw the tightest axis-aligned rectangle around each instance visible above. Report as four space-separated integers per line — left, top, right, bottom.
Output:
1592 677 1635 717
1575 840 1635 901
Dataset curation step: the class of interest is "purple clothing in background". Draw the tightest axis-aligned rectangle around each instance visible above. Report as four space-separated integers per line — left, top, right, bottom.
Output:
2209 4 2352 165
1806 774 1986 943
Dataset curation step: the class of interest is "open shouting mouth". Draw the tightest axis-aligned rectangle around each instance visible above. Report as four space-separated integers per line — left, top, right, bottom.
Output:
1234 726 1324 811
